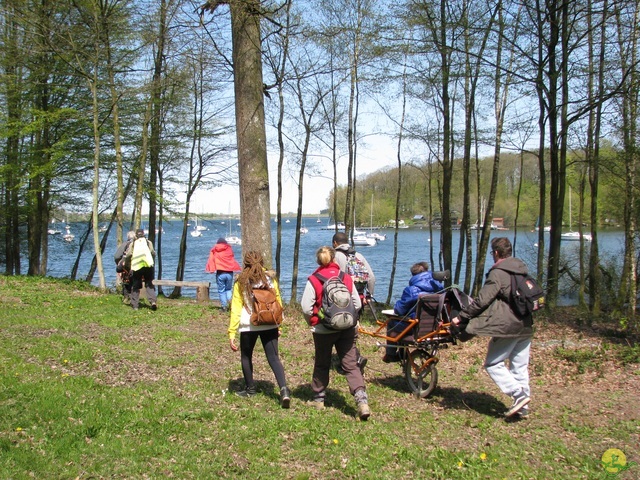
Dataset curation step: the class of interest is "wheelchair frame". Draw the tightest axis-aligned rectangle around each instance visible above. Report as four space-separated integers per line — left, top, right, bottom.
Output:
359 287 470 398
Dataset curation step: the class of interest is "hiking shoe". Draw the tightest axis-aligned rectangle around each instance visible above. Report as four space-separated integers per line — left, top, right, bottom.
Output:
235 388 256 398
280 387 291 409
357 356 368 374
516 407 530 419
357 402 371 421
505 390 530 417
151 303 157 311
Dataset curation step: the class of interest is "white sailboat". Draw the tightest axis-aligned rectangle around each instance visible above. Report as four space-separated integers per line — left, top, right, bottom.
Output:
63 225 74 242
190 224 202 237
194 215 207 231
561 187 592 242
353 233 377 247
48 219 61 235
225 204 242 245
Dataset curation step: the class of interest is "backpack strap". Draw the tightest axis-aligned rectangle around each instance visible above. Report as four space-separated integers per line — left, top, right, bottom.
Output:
313 272 328 284
491 265 515 302
313 271 347 283
312 271 351 293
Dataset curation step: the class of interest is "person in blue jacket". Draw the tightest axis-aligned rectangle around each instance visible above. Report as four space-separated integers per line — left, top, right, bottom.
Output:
383 262 444 362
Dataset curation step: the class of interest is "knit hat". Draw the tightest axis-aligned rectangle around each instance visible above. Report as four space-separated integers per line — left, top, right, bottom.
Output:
217 237 227 245
135 228 145 238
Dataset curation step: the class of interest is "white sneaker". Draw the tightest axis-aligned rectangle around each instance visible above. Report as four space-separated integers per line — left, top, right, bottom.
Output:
505 390 530 417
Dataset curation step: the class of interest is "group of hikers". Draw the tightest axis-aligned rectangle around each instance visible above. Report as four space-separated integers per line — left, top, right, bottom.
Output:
115 231 533 422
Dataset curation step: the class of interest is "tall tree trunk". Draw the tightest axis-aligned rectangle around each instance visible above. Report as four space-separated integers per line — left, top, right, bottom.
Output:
273 0 292 280
147 0 171 247
535 0 547 286
463 0 497 294
545 0 567 307
587 0 607 316
135 100 152 230
387 57 408 305
615 3 638 323
230 0 272 265
2 0 22 275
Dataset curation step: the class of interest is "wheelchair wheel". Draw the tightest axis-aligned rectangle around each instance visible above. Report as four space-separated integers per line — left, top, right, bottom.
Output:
404 349 438 398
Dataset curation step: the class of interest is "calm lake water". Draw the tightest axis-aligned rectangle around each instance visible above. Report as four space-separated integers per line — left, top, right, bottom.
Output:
45 218 626 304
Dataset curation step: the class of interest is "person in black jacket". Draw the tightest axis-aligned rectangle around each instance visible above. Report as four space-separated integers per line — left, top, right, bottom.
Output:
452 237 533 419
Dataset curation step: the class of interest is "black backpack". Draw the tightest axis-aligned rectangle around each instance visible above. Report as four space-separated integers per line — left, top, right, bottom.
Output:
313 272 358 330
510 273 545 318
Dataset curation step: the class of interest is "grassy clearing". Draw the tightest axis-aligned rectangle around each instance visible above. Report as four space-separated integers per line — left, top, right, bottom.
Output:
0 276 638 479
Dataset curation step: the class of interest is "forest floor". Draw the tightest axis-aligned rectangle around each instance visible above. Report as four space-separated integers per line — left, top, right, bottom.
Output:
1 276 638 478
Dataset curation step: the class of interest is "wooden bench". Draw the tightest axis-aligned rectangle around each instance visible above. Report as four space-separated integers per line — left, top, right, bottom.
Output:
152 279 211 303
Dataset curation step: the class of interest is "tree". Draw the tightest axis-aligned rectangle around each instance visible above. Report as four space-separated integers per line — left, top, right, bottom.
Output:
263 0 293 279
1 0 24 275
614 1 639 324
459 0 497 295
284 38 330 302
409 0 457 275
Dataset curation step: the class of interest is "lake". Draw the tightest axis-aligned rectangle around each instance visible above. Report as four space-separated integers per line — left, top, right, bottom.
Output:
45 218 626 304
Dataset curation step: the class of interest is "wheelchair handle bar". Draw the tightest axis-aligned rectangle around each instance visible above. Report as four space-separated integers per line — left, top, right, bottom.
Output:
432 269 451 282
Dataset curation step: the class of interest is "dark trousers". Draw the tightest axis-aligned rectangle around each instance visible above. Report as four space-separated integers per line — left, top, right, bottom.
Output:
240 329 287 390
312 327 365 399
130 266 157 308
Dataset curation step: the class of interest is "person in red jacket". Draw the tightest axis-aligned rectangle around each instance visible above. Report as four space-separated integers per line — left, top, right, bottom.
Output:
205 238 241 310
300 246 370 420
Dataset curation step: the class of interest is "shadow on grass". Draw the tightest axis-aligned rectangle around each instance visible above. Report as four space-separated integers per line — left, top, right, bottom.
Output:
369 372 412 395
226 379 360 417
429 386 506 418
370 372 506 418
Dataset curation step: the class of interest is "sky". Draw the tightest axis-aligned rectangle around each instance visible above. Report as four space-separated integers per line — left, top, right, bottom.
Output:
191 134 401 215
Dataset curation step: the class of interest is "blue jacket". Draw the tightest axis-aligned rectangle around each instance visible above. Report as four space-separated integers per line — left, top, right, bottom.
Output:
394 271 444 317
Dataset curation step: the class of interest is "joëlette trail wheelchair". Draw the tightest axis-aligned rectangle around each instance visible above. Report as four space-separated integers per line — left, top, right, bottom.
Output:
359 274 472 398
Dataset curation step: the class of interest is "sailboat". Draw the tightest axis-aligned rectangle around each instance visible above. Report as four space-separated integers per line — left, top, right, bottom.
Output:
190 223 202 237
353 209 377 246
561 187 592 242
48 219 61 235
225 204 242 245
196 217 207 231
63 225 74 242
353 232 377 246
194 215 207 231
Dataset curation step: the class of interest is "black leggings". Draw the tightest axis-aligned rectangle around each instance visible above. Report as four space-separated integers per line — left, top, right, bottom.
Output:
240 329 287 390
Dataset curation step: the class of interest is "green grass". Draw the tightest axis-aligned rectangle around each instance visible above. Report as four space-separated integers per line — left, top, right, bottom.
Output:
0 276 638 479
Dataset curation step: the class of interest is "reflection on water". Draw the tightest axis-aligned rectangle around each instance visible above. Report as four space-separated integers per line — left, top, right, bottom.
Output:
45 220 625 304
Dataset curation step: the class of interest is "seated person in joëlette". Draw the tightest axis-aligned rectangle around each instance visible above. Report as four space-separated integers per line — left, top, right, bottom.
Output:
383 262 444 363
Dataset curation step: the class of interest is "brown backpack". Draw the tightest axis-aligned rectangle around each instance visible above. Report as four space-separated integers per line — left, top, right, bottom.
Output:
250 287 283 326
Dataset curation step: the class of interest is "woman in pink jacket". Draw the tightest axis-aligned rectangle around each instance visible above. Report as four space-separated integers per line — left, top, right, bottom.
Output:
205 238 241 310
